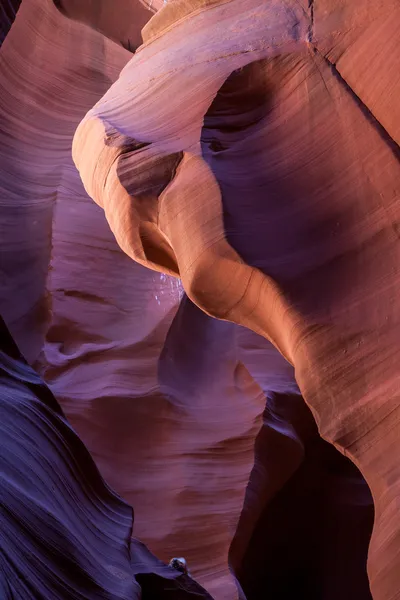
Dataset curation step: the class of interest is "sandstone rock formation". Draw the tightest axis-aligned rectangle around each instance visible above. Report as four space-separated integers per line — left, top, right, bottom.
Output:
0 0 398 599
0 313 213 599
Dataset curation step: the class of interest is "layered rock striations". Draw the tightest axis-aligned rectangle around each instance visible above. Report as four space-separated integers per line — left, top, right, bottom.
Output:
0 0 398 599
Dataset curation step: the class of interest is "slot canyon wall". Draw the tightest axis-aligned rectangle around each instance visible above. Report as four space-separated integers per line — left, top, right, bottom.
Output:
0 0 398 599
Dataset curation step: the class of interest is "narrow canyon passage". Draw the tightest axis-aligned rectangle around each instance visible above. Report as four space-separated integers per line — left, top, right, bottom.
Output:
0 0 399 599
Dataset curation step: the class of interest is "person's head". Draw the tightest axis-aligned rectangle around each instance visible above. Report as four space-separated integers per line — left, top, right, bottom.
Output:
169 557 189 575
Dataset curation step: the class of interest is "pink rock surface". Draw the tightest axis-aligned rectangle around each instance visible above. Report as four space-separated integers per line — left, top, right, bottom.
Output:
0 0 398 598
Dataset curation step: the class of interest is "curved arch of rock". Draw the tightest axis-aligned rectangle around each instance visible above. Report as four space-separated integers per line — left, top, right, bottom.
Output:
0 0 398 599
71 0 400 599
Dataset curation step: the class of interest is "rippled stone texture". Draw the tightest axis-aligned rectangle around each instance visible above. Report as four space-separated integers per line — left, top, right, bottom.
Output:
0 0 398 599
72 0 400 598
0 314 213 598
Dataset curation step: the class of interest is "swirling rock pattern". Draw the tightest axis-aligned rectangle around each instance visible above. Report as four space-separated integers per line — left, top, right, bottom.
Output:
71 0 400 598
0 0 398 599
0 314 213 598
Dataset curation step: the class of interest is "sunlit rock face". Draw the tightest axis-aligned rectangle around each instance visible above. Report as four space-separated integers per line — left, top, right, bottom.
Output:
0 0 398 599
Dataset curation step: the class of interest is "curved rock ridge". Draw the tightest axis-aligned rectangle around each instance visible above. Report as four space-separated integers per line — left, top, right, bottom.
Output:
0 3 270 598
237 393 373 600
0 0 134 364
71 0 400 599
0 314 213 599
0 3 262 598
0 0 398 599
73 0 308 364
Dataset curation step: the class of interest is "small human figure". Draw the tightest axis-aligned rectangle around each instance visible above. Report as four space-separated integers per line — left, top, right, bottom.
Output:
169 557 190 576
